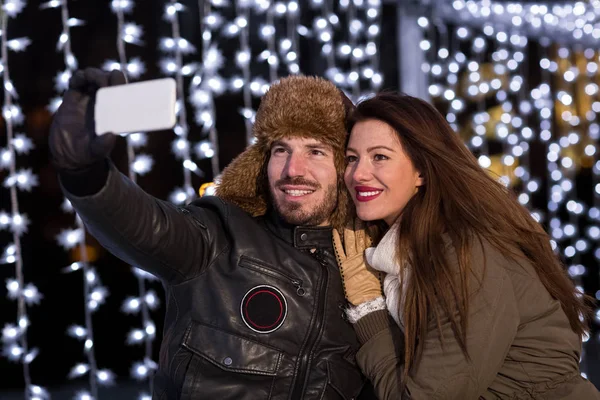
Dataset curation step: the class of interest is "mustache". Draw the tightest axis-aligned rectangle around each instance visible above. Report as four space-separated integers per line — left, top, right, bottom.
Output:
275 177 320 190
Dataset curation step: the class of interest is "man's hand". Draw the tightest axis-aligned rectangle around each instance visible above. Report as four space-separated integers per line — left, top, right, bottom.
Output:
332 218 383 306
49 68 126 171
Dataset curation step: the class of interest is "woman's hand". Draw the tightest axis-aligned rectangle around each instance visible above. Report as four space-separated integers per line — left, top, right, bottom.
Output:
332 218 383 305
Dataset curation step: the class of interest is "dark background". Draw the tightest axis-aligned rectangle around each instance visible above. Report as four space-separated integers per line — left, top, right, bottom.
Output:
0 0 598 397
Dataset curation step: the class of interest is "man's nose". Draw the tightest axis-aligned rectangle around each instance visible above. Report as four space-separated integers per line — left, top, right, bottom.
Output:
285 153 307 177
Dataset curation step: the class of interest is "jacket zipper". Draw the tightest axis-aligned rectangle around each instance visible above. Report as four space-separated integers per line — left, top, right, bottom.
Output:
289 249 328 399
239 256 306 296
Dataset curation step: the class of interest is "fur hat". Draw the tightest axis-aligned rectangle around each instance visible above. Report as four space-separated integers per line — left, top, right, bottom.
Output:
216 75 354 230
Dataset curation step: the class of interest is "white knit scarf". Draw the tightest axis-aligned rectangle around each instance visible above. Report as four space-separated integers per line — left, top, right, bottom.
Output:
364 222 408 330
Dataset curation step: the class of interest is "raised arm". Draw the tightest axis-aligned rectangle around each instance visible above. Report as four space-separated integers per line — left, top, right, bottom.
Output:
50 68 213 283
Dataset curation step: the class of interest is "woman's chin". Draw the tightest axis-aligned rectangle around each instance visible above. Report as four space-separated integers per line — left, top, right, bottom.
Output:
356 209 378 222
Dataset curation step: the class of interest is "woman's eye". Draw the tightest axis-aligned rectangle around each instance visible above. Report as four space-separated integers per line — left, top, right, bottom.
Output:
345 155 357 163
374 154 389 161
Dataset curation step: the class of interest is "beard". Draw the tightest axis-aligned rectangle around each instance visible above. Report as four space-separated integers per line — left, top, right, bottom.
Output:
270 178 338 226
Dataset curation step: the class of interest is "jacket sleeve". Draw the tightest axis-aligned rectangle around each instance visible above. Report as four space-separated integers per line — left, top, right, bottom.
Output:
356 243 520 400
60 160 217 284
355 310 407 400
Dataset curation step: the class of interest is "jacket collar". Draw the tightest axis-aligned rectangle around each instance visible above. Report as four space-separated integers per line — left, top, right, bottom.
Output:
261 209 333 250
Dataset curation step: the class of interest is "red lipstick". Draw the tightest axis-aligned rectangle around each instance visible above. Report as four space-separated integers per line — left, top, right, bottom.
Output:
355 186 383 202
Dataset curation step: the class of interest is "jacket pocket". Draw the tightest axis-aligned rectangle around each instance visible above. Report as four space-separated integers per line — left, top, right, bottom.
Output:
179 321 283 400
239 255 306 296
325 359 367 400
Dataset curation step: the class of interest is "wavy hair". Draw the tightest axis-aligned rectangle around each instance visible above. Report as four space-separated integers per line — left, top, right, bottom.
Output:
349 92 594 383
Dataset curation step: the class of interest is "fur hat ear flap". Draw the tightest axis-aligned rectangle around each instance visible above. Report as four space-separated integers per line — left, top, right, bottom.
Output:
216 144 269 217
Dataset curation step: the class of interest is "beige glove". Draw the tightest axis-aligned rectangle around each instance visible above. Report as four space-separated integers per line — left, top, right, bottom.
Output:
332 218 383 306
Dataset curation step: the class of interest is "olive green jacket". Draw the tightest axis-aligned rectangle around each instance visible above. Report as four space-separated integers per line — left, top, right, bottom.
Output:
353 240 600 399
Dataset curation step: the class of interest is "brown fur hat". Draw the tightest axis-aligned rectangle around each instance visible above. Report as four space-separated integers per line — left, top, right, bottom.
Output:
216 75 354 230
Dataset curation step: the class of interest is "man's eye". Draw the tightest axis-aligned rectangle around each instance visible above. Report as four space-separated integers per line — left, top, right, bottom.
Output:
345 155 357 163
311 150 325 156
272 147 286 154
374 154 389 161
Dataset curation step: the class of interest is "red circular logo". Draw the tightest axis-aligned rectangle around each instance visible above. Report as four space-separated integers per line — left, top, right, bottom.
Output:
240 285 287 333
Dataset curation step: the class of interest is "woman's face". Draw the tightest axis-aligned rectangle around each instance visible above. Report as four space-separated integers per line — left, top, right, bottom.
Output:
345 119 423 226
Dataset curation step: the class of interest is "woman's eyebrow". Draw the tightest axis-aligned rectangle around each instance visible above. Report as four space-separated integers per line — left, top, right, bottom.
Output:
346 145 395 153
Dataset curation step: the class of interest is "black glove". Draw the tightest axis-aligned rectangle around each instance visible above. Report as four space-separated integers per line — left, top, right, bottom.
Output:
49 68 126 171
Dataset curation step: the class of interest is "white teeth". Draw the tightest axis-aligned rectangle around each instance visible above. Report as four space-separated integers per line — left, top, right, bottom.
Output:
285 190 314 196
358 191 382 197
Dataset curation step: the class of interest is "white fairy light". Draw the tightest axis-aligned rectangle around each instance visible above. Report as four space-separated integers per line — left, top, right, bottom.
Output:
168 188 188 205
443 1 600 48
56 228 83 250
159 1 195 203
420 1 600 374
232 0 256 146
122 297 141 314
2 0 26 17
2 323 21 342
67 326 88 340
188 1 223 180
43 1 114 396
131 154 154 175
4 168 39 192
68 363 90 379
96 369 116 385
6 38 30 52
127 329 146 345
11 134 34 154
0 2 47 397
109 2 161 392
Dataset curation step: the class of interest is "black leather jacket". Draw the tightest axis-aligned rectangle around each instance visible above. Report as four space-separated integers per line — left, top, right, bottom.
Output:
63 163 375 400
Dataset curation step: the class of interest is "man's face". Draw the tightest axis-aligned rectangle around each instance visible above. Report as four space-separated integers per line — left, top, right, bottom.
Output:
267 137 338 226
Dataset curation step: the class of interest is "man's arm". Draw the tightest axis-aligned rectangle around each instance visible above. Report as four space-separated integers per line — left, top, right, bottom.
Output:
50 68 216 283
60 159 214 283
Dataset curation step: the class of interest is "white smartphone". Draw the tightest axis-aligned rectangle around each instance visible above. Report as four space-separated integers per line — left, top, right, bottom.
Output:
94 77 177 135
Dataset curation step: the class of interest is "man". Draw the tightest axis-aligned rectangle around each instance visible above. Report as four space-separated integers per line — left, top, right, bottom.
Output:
49 68 384 399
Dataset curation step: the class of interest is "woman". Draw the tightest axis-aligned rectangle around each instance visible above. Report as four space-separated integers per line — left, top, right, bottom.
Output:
333 92 599 399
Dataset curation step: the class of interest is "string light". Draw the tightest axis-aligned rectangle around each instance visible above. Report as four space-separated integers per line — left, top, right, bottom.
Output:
311 0 383 101
232 0 256 145
312 0 338 87
105 2 159 398
43 1 116 398
0 1 47 399
417 0 599 377
189 0 223 178
3 0 597 395
364 0 382 93
161 0 198 204
441 1 600 49
282 1 300 75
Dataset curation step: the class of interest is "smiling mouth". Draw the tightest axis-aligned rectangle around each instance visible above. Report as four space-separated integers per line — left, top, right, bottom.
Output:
357 190 382 197
355 190 382 202
283 189 315 197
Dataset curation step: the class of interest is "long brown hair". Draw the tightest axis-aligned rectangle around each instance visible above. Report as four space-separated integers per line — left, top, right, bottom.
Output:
349 92 594 381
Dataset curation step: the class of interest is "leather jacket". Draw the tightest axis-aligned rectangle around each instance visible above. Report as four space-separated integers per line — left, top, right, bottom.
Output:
63 162 376 400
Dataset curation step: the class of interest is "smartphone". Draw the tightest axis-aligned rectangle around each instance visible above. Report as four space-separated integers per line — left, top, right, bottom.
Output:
94 78 177 135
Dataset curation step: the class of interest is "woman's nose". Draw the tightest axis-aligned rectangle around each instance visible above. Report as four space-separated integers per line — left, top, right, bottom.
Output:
351 159 371 182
